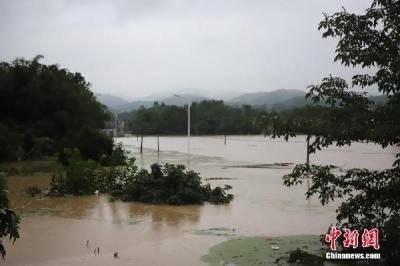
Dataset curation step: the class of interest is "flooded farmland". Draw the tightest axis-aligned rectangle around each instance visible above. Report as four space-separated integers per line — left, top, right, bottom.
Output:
4 135 397 266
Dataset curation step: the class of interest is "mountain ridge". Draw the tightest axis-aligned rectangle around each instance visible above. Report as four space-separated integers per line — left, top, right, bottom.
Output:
96 89 307 113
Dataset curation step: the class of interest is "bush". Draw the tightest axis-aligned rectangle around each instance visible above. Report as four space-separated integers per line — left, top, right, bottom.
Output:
30 137 55 158
49 147 234 205
99 143 129 166
25 186 42 197
0 172 20 258
116 163 233 205
71 126 113 162
0 124 21 161
50 148 99 195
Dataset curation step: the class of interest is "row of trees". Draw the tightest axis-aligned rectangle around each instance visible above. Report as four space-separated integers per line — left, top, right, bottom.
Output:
119 96 387 137
120 100 260 135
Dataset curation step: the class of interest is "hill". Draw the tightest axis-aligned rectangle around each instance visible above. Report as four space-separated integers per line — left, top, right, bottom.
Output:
95 93 130 111
99 94 208 113
229 89 305 106
96 89 388 113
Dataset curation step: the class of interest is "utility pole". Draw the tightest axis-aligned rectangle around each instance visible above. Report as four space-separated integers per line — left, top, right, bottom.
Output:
157 135 160 154
114 112 118 138
187 102 191 170
140 135 143 154
306 135 310 164
306 134 311 207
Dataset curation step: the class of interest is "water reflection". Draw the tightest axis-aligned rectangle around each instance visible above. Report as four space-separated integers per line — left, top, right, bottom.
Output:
87 196 203 227
9 175 203 228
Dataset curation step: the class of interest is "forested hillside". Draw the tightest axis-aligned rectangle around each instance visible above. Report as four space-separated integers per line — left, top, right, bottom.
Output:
0 56 113 161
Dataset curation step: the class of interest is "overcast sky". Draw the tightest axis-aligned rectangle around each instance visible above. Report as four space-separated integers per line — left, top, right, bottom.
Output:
0 0 372 99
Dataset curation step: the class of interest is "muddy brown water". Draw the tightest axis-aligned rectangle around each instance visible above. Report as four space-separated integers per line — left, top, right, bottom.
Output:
3 136 397 265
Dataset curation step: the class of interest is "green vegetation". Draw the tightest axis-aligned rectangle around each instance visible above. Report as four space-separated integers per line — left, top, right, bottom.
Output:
257 1 400 264
0 56 112 162
25 186 42 197
49 149 233 204
0 173 20 258
99 143 130 167
113 163 233 204
0 58 130 257
120 100 260 135
119 93 385 137
49 148 99 195
202 235 337 266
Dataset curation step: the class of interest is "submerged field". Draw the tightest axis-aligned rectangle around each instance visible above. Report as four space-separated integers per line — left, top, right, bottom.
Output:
2 135 397 265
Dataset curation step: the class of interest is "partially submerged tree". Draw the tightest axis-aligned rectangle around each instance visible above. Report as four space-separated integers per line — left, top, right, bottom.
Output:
49 149 234 205
258 0 399 264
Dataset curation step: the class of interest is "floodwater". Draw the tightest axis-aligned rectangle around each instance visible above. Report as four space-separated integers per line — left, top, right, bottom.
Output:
3 136 397 265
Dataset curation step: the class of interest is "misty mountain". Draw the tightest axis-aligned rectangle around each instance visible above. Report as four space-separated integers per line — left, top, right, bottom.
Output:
98 89 387 113
99 94 208 113
95 93 129 111
141 89 241 101
97 89 307 113
229 89 305 106
115 101 154 112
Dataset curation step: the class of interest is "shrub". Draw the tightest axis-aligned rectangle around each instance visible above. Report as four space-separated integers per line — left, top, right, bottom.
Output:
116 163 233 205
0 172 20 258
99 143 129 166
30 137 55 158
70 126 113 162
49 149 234 205
50 148 99 195
25 186 42 197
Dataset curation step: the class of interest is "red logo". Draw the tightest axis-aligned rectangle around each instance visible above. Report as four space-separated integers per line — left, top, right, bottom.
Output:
325 227 342 251
343 229 359 248
325 227 380 251
362 229 380 250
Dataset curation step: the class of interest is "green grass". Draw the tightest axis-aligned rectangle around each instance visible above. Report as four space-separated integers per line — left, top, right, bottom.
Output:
202 235 344 266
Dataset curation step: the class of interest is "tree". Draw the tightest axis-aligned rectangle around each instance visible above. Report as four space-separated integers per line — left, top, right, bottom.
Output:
0 173 20 258
0 56 112 161
257 0 399 264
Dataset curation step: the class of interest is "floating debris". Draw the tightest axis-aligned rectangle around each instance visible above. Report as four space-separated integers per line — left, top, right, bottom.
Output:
194 227 237 237
270 244 280 250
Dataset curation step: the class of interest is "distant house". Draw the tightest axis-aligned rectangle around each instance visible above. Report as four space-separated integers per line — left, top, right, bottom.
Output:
101 117 125 138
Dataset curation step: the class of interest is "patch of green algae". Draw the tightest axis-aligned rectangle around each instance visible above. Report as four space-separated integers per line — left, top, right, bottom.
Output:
202 235 344 266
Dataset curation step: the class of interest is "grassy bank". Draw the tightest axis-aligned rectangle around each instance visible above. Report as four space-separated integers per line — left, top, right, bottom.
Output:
202 235 343 266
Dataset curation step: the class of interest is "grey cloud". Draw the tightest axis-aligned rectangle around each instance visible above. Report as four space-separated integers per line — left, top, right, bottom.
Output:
0 0 373 98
